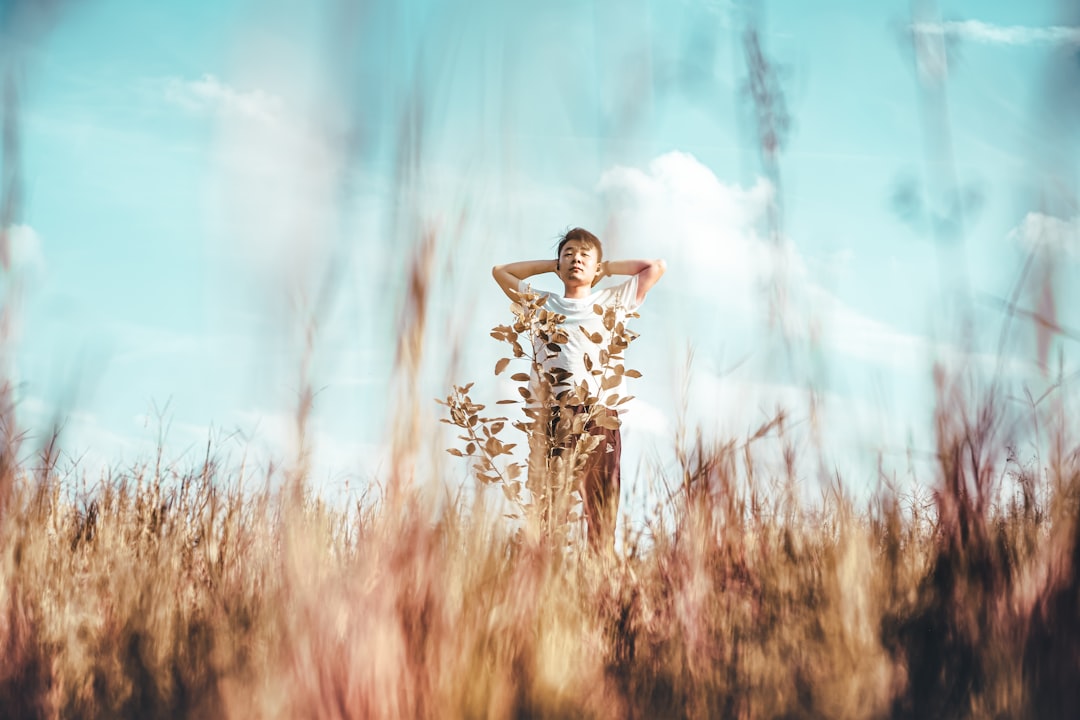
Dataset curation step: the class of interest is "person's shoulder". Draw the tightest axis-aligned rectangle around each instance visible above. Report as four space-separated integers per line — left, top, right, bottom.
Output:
516 279 550 302
520 284 559 312
590 284 619 305
605 276 641 311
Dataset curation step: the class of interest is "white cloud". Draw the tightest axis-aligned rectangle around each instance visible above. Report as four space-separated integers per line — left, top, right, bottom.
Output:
620 397 671 437
2 223 45 276
14 404 143 481
598 151 928 368
163 74 284 124
231 409 388 488
0 224 45 347
1008 211 1080 259
188 71 343 311
160 74 348 339
599 153 1036 384
912 20 1080 46
598 150 779 313
164 74 334 299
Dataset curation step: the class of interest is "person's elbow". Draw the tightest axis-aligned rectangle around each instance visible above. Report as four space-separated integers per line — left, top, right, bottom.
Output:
492 265 518 297
634 259 666 305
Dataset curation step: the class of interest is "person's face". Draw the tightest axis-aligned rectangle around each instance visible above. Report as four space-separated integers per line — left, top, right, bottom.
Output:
557 240 600 286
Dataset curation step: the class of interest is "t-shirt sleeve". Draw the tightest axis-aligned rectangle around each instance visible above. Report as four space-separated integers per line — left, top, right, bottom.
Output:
517 280 555 310
613 274 641 311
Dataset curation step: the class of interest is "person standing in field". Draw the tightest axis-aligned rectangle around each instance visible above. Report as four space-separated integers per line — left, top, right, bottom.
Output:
491 227 666 550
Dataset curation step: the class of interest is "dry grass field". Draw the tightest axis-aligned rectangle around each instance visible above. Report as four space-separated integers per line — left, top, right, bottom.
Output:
1 367 1077 719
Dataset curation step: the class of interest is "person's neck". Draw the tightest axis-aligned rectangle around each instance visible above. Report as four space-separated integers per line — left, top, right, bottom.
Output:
562 282 592 299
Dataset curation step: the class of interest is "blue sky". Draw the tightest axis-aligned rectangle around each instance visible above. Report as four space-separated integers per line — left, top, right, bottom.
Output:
3 0 1077 507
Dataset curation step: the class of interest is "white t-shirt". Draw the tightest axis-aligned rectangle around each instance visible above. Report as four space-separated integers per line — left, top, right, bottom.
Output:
518 275 641 405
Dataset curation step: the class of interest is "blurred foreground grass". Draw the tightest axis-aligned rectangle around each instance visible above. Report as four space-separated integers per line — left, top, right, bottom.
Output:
0 379 1078 719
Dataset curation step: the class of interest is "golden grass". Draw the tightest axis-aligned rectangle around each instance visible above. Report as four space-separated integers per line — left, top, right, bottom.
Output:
0 376 1077 719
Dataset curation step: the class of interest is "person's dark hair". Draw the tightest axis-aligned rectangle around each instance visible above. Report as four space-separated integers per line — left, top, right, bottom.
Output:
556 227 603 268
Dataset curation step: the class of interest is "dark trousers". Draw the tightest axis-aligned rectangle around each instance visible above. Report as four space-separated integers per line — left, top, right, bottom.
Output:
550 406 622 551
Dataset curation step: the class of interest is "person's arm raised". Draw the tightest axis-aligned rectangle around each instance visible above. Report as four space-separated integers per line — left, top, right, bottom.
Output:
491 259 558 300
598 259 667 306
